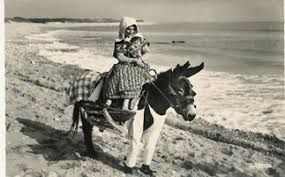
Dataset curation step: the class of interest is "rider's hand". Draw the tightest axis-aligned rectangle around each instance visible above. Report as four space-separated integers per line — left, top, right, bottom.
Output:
135 59 145 68
137 52 142 58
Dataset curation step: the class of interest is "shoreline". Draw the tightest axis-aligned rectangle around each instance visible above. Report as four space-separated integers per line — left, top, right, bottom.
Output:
5 22 285 177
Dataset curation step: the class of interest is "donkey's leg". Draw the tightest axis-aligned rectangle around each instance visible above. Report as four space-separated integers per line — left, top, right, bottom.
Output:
142 115 166 167
81 109 97 158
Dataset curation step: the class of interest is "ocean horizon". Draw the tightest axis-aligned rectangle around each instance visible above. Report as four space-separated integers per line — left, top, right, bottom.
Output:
52 21 284 75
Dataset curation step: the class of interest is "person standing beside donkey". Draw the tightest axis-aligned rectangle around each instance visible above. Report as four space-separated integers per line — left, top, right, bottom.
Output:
103 16 150 110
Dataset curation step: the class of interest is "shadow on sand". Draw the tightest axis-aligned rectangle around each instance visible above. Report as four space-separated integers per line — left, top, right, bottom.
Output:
17 118 128 173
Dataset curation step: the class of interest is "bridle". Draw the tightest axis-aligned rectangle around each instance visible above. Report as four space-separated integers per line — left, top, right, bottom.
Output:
164 80 195 110
145 71 194 111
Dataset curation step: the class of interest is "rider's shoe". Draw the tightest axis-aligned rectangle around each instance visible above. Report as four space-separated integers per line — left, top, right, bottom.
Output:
105 99 112 107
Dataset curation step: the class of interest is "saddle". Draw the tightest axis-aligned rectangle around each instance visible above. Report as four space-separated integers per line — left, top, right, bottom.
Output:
79 101 136 134
80 77 136 134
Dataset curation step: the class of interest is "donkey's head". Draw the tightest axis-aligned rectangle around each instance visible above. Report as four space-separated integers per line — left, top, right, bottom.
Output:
167 61 204 121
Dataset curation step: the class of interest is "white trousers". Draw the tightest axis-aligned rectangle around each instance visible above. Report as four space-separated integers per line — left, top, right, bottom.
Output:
125 107 166 167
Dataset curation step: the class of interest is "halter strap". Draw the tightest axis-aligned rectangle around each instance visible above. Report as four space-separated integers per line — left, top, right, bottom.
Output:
148 80 177 108
141 68 176 107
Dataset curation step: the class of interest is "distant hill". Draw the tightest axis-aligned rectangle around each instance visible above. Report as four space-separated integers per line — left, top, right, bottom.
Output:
5 17 144 24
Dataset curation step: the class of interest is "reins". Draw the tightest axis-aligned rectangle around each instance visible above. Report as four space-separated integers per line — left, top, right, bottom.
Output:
143 69 180 109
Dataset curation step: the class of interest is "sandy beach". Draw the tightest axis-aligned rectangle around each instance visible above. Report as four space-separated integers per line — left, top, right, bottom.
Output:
5 22 285 177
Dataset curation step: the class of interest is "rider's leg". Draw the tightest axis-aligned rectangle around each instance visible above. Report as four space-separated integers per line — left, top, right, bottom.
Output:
122 99 130 110
125 109 144 168
129 98 138 110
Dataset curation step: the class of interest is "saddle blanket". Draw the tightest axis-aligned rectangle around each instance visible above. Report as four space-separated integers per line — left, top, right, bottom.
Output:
66 71 103 105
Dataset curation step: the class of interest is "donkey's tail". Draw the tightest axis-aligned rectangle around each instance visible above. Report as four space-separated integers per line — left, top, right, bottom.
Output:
69 101 80 133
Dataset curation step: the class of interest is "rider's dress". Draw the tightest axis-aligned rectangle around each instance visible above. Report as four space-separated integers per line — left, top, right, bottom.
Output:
103 36 150 100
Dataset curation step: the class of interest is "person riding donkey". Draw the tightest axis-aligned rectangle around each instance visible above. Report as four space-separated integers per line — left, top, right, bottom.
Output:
66 16 157 176
103 16 151 110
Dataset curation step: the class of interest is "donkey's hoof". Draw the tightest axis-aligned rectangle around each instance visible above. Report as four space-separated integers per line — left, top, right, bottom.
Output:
83 150 98 159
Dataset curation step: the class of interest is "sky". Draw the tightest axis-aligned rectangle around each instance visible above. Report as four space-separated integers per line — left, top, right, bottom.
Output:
3 0 285 22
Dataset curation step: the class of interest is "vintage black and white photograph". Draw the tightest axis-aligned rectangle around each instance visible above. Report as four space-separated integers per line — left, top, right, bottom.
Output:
3 0 285 176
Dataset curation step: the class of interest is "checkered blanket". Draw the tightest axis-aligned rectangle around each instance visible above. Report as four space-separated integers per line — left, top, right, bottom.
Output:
66 71 102 105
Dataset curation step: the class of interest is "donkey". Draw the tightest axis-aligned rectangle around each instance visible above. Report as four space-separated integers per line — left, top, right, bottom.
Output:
69 61 204 175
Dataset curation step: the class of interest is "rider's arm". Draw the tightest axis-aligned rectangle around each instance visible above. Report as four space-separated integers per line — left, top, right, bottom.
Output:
115 53 133 63
113 41 136 64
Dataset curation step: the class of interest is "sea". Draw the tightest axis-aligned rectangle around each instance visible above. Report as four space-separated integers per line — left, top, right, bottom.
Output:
55 21 284 75
34 21 285 140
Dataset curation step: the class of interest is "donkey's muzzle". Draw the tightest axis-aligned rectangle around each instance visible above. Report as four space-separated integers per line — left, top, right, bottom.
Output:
185 104 197 121
187 113 196 121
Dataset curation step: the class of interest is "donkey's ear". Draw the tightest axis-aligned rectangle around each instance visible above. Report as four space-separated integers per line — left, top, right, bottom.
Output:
184 62 204 77
173 61 190 77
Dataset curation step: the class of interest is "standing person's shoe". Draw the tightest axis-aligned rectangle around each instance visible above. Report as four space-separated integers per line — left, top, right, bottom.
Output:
139 164 156 176
122 163 136 175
